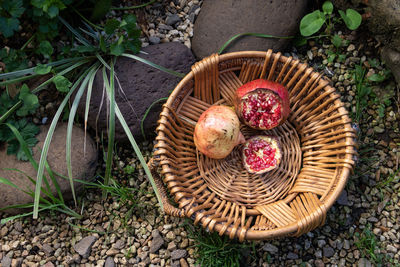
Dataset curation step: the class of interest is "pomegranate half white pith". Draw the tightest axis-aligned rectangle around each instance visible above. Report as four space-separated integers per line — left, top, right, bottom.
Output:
242 135 281 174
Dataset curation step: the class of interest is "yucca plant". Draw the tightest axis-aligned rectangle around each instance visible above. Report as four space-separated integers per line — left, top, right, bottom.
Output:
0 14 185 220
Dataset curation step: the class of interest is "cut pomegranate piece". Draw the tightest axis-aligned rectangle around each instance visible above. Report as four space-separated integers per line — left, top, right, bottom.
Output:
235 79 290 130
194 105 245 159
242 135 281 174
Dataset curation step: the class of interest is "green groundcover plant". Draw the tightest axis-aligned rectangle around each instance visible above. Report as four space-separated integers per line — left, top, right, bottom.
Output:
300 1 362 37
0 12 184 222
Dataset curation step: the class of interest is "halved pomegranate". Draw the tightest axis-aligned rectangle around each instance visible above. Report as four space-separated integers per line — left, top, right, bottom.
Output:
235 79 290 130
242 135 281 174
194 105 245 159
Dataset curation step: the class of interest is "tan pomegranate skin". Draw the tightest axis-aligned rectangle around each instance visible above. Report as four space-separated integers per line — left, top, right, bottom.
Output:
194 105 245 159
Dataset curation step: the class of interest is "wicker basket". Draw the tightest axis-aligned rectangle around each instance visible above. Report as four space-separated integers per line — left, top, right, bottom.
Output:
148 50 357 241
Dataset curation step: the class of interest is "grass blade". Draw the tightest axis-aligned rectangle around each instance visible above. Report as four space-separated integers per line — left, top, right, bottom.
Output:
102 62 116 198
1 204 63 224
96 53 111 70
122 53 185 78
141 97 168 139
84 65 99 155
101 67 164 210
58 17 91 47
111 97 164 211
33 69 90 219
79 27 99 41
3 168 59 203
0 176 21 190
66 63 99 206
217 32 294 54
0 57 85 81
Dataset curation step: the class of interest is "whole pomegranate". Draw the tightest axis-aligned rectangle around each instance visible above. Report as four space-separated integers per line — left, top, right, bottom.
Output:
242 135 281 174
235 79 290 130
194 105 245 159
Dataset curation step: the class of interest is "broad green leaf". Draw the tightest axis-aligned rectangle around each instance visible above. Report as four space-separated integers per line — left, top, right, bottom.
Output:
0 17 20 38
125 40 141 54
339 9 362 30
47 5 59 18
105 19 120 35
34 64 52 75
368 59 379 68
31 0 45 8
300 10 326 36
122 14 137 30
322 1 333 15
37 40 54 58
338 54 346 62
3 121 39 161
110 43 125 56
4 0 25 17
368 73 386 82
127 28 141 39
53 75 72 92
17 84 39 116
327 54 336 63
331 34 342 48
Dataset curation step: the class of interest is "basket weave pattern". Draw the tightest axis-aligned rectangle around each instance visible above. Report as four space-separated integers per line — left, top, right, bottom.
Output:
150 50 357 241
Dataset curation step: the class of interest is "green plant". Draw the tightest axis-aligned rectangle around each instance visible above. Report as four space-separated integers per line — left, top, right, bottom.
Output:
123 164 136 175
377 168 400 190
355 224 387 266
0 86 40 160
0 0 25 38
0 0 70 39
0 13 185 220
353 64 371 124
0 48 29 72
326 34 348 63
84 177 144 208
185 222 253 267
299 1 362 37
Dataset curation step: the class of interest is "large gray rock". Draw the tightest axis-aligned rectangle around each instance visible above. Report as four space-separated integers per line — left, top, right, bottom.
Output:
77 42 195 142
382 46 400 85
367 0 400 47
192 0 308 59
335 0 400 85
0 123 98 214
367 1 400 85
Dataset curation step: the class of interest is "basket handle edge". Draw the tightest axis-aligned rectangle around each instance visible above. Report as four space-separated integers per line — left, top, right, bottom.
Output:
148 158 187 218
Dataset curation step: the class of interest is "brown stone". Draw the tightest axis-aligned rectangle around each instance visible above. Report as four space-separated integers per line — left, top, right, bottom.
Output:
0 123 98 214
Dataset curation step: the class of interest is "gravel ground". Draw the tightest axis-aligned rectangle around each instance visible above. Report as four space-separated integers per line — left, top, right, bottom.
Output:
1 1 400 267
